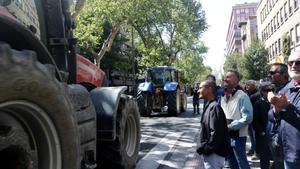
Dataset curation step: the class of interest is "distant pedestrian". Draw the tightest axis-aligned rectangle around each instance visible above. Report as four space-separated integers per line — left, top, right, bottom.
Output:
268 50 300 168
221 69 253 169
206 74 223 103
191 83 200 114
197 80 229 169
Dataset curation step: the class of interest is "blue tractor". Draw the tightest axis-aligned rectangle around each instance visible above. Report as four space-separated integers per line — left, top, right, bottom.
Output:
137 66 187 116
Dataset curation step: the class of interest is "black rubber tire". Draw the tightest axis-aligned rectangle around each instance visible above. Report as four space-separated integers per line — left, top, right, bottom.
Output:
167 89 181 116
137 91 151 117
0 43 79 169
98 95 141 169
180 93 187 112
67 84 97 165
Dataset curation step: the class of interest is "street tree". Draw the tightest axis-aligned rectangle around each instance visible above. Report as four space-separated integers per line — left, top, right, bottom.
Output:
282 33 291 63
73 0 208 72
132 0 207 67
175 45 209 83
223 52 246 81
243 39 269 80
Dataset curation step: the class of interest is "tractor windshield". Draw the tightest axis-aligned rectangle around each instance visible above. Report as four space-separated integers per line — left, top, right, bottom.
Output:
146 68 175 84
147 69 164 84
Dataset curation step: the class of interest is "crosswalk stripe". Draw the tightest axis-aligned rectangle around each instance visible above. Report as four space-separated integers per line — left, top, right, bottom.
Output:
164 131 199 169
136 132 182 169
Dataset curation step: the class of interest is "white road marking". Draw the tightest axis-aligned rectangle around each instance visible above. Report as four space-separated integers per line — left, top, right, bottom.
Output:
136 132 182 169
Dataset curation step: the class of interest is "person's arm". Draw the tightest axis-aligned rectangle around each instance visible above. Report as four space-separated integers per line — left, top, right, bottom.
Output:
269 92 300 129
228 94 253 130
278 104 300 130
203 105 227 155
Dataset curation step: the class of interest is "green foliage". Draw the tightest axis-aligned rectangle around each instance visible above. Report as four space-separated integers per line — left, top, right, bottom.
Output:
223 39 269 83
73 0 208 81
282 33 291 63
223 52 245 80
243 39 269 80
175 46 211 84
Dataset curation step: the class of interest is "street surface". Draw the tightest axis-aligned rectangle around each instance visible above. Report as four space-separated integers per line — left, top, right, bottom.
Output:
136 96 261 169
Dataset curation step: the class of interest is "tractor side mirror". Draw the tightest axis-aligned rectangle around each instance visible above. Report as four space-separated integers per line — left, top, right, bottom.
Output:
0 0 11 6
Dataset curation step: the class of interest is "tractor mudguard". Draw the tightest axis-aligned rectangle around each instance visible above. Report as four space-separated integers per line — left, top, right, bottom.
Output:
164 82 179 91
90 86 127 141
137 82 153 93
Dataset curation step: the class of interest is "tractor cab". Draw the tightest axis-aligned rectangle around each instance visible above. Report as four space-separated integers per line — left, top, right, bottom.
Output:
146 66 177 86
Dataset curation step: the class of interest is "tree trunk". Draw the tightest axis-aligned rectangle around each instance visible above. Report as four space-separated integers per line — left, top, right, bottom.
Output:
96 22 123 67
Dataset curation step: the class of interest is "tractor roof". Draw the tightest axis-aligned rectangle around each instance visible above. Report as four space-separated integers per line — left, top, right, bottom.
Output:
146 66 176 71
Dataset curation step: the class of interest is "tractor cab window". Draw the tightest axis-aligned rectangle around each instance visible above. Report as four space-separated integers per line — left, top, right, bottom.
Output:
171 70 177 82
147 69 164 84
1 0 40 38
165 70 172 82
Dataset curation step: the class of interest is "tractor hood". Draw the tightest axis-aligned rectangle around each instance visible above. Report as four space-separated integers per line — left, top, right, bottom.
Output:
138 82 153 92
164 82 178 91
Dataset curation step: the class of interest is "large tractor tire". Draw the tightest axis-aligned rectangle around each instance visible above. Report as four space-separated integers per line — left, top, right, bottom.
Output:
137 91 152 117
180 92 187 112
167 89 181 116
0 43 80 169
98 95 141 169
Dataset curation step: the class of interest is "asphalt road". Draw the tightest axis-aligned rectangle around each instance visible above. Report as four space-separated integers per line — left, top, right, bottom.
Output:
136 97 261 169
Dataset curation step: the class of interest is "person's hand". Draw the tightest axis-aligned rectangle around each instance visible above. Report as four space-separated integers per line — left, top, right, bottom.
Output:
267 91 276 103
268 92 289 114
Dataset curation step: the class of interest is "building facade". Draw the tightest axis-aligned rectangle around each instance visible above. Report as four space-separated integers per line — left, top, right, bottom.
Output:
257 0 300 63
239 15 258 53
226 2 258 55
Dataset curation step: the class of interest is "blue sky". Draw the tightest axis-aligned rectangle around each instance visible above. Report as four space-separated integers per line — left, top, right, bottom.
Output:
200 0 259 78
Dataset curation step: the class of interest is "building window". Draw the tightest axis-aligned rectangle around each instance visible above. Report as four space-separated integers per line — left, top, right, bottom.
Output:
289 0 294 14
296 24 300 43
295 0 299 10
241 8 245 14
276 12 280 28
291 28 295 47
271 19 274 33
284 2 288 19
278 39 281 52
275 41 278 55
273 17 276 31
280 7 284 23
272 44 275 57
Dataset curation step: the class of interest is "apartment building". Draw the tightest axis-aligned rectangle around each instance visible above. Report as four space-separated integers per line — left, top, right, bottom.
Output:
257 0 300 62
239 15 258 53
226 2 258 55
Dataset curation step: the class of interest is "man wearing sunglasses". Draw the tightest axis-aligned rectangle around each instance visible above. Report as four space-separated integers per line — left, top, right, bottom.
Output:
268 50 300 169
267 63 289 169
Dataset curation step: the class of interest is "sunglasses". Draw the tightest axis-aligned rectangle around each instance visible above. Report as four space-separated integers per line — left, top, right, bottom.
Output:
287 60 300 67
268 71 281 75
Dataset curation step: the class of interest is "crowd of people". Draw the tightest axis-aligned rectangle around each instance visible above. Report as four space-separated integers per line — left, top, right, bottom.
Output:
196 50 300 169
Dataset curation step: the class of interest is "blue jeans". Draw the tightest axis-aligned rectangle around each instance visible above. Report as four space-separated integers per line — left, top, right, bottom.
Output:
228 136 250 169
284 160 300 169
